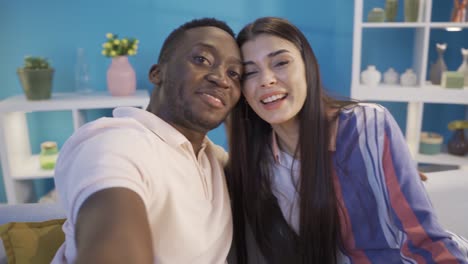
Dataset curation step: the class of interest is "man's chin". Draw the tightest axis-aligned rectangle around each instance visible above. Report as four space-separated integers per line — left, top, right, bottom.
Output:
195 118 225 132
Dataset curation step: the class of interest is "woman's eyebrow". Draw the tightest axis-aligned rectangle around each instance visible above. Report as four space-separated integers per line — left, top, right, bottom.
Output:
242 49 290 65
267 49 289 57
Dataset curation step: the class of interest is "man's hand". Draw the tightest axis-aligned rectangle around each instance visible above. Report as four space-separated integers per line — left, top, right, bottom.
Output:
74 188 153 264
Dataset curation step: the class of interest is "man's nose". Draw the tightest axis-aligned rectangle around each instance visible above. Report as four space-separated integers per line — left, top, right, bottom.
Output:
206 68 229 88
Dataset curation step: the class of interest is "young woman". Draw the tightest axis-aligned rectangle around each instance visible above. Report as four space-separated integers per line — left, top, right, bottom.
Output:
227 17 468 264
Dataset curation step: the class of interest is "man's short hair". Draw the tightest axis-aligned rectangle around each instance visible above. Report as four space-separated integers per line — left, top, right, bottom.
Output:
158 18 235 64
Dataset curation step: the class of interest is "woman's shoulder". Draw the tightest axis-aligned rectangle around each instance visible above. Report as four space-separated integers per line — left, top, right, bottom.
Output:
335 102 391 123
340 102 386 115
333 102 393 135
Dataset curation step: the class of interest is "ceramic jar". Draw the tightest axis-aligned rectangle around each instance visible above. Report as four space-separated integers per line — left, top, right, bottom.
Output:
419 132 443 155
361 65 382 86
448 129 468 156
368 8 386 22
400 69 417 86
39 141 59 170
383 68 399 85
457 48 468 86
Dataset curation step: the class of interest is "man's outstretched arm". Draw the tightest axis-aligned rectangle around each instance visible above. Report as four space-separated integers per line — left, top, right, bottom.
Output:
74 187 153 264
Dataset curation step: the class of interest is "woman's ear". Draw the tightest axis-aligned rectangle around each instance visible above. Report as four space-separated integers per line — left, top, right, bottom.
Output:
149 64 162 85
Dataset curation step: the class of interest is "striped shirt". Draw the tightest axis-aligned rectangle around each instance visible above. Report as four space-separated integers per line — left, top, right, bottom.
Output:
271 103 468 263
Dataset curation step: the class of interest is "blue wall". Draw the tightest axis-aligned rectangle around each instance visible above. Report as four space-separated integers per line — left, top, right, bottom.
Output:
0 0 465 202
0 0 355 202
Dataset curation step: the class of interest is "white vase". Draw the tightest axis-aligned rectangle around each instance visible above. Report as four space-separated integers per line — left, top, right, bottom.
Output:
383 68 399 85
400 69 418 86
361 65 381 86
457 48 468 86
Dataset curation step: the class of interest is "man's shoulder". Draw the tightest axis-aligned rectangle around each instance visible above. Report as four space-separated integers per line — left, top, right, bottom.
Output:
77 116 152 138
62 116 155 154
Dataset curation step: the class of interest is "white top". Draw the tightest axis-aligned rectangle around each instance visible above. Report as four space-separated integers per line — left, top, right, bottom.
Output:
52 107 232 264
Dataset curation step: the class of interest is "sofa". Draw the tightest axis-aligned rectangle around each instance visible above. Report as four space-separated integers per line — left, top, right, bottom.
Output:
0 170 467 263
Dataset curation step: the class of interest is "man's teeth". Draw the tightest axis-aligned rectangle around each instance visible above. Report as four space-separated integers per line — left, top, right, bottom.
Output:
261 94 286 103
206 93 221 103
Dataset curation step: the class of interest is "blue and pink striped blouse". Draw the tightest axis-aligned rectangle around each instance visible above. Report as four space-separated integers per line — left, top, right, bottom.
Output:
270 103 468 263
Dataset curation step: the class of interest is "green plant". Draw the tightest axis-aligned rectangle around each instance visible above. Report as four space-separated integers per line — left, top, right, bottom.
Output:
22 56 51 70
101 33 139 58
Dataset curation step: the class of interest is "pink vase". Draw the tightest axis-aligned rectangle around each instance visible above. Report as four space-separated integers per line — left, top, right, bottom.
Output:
106 56 136 96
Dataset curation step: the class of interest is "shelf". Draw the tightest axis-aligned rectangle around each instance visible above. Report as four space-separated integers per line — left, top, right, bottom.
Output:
11 155 54 180
0 90 150 113
352 84 468 104
362 22 426 28
0 90 151 203
430 22 468 29
416 152 468 166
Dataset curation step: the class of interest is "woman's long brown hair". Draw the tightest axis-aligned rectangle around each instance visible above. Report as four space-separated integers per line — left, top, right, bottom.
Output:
228 17 348 263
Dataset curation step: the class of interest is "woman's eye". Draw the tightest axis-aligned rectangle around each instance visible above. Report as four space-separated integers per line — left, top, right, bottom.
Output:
193 56 210 65
275 60 289 67
242 71 257 79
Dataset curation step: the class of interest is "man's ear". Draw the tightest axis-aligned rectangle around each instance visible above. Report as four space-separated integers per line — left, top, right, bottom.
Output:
149 64 162 85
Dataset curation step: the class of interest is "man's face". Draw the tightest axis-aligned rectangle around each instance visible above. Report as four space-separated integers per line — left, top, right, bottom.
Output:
152 26 242 133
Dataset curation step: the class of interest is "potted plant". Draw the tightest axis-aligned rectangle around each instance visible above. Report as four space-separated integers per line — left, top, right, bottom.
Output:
101 33 139 96
17 56 54 100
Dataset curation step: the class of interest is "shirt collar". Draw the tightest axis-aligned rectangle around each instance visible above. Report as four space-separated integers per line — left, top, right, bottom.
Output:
113 107 210 149
271 112 339 164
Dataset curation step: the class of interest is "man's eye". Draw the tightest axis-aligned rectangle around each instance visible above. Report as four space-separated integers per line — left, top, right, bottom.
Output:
193 56 210 65
228 70 241 79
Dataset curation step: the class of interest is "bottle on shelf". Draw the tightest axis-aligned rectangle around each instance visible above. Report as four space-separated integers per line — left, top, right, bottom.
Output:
429 43 448 85
404 0 420 22
450 0 467 22
75 48 93 93
457 48 468 86
385 0 398 22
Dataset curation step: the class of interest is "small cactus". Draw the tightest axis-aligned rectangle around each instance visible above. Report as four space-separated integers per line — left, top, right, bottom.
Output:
23 56 51 70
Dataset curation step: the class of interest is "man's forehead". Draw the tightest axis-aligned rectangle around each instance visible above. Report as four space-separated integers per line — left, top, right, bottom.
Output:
183 26 233 42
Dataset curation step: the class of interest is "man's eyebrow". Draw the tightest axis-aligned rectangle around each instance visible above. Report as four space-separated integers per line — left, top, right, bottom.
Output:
242 49 290 65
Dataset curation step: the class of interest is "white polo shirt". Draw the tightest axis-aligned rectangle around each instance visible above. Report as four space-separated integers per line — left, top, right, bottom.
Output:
52 107 232 264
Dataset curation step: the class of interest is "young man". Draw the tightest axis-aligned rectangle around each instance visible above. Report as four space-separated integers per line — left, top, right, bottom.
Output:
52 18 242 264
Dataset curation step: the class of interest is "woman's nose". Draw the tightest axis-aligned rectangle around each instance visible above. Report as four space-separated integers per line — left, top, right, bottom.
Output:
260 70 277 88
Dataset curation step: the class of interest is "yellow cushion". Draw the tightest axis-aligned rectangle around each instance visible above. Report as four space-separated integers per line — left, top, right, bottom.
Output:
0 219 65 264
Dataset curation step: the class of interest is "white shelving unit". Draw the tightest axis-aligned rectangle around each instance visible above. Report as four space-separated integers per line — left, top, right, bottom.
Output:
0 90 150 204
352 0 468 168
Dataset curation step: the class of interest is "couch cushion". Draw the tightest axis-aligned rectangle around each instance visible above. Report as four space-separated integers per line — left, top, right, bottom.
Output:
0 219 65 264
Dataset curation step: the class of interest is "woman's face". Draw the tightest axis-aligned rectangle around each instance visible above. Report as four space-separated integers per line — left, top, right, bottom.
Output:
241 34 307 126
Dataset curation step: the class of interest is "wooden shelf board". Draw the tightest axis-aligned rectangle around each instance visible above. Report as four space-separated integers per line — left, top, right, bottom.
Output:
11 155 54 180
362 22 426 28
0 90 150 113
416 152 468 166
352 84 468 104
